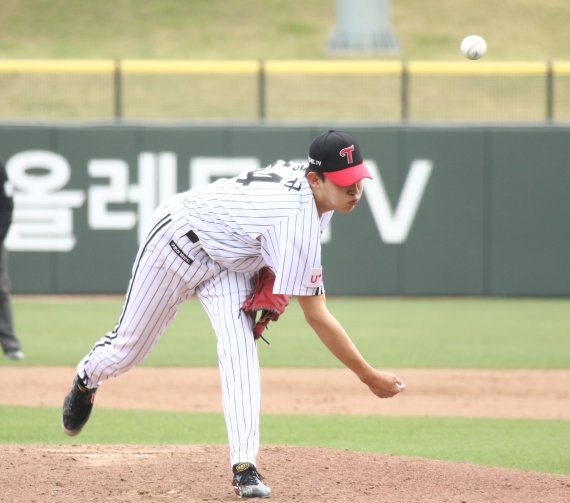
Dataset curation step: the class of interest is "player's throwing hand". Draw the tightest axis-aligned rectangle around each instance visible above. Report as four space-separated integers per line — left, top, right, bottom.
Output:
361 369 406 398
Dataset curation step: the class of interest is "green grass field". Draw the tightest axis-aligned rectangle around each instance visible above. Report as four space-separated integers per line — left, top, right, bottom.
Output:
7 296 570 369
3 0 570 60
1 408 568 476
2 296 569 475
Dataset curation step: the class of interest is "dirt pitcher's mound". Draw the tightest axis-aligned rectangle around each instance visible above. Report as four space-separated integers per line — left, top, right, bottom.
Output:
2 444 569 503
3 367 570 419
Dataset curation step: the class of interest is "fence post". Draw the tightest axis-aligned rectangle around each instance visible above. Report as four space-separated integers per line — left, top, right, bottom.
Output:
114 59 123 121
400 61 409 122
546 60 554 123
258 59 266 122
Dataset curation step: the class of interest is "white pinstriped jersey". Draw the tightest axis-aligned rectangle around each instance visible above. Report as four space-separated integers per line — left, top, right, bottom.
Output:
180 160 333 296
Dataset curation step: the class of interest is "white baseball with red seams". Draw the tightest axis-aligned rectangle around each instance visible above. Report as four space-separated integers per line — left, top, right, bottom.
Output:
460 35 487 60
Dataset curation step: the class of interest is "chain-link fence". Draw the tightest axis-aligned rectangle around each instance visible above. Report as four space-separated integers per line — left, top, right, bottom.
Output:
1 59 569 122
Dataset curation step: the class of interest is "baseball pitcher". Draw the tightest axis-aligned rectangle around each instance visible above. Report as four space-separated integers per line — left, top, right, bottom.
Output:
62 130 406 499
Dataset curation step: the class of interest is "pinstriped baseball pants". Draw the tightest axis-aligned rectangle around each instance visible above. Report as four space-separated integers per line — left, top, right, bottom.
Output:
77 199 261 467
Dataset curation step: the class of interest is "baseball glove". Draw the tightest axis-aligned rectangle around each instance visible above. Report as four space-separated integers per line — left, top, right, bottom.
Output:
242 267 291 343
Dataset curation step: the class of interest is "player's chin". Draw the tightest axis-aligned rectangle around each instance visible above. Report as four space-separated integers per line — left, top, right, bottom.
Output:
338 204 357 213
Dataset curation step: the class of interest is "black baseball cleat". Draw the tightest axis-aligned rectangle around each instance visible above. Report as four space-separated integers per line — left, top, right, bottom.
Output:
62 375 97 436
232 462 271 499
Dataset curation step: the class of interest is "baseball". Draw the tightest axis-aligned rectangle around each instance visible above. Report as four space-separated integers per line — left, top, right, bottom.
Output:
460 35 487 60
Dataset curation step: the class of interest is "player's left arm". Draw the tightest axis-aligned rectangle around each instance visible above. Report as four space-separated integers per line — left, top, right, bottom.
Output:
297 294 405 399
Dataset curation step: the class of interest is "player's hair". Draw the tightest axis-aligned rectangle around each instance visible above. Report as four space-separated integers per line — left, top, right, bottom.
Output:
305 166 325 181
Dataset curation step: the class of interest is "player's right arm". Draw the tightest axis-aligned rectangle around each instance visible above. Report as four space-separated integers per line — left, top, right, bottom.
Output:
296 294 405 398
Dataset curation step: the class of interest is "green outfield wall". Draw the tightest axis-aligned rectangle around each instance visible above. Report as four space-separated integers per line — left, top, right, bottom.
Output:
1 124 568 296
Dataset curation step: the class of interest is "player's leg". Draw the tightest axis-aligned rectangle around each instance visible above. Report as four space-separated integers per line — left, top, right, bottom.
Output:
63 205 218 435
0 246 23 360
197 268 260 465
78 219 186 385
197 269 271 498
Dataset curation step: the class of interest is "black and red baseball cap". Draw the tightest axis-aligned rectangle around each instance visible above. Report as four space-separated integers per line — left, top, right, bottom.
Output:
308 130 372 186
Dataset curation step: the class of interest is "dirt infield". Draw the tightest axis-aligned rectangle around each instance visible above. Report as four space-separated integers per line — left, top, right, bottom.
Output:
3 366 570 419
1 366 569 502
3 444 570 503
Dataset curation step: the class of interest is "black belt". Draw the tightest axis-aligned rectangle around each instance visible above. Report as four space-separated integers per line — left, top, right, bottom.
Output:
185 230 199 243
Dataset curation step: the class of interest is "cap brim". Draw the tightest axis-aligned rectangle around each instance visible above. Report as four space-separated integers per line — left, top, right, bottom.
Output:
322 162 372 186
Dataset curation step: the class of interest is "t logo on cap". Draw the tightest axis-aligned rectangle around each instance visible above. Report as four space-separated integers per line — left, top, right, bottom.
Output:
339 145 355 164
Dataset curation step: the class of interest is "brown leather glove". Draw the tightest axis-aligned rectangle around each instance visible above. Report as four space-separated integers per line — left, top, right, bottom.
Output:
242 267 291 342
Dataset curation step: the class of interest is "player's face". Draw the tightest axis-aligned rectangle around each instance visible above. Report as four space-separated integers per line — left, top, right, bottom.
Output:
309 173 364 215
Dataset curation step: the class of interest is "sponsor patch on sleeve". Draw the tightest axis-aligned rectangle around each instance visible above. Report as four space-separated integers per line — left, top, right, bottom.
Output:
304 267 323 287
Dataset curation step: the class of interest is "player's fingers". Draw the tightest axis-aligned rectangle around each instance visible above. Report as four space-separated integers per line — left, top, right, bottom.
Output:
375 383 403 398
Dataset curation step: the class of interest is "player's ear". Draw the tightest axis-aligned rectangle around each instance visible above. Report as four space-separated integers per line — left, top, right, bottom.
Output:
306 171 322 187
